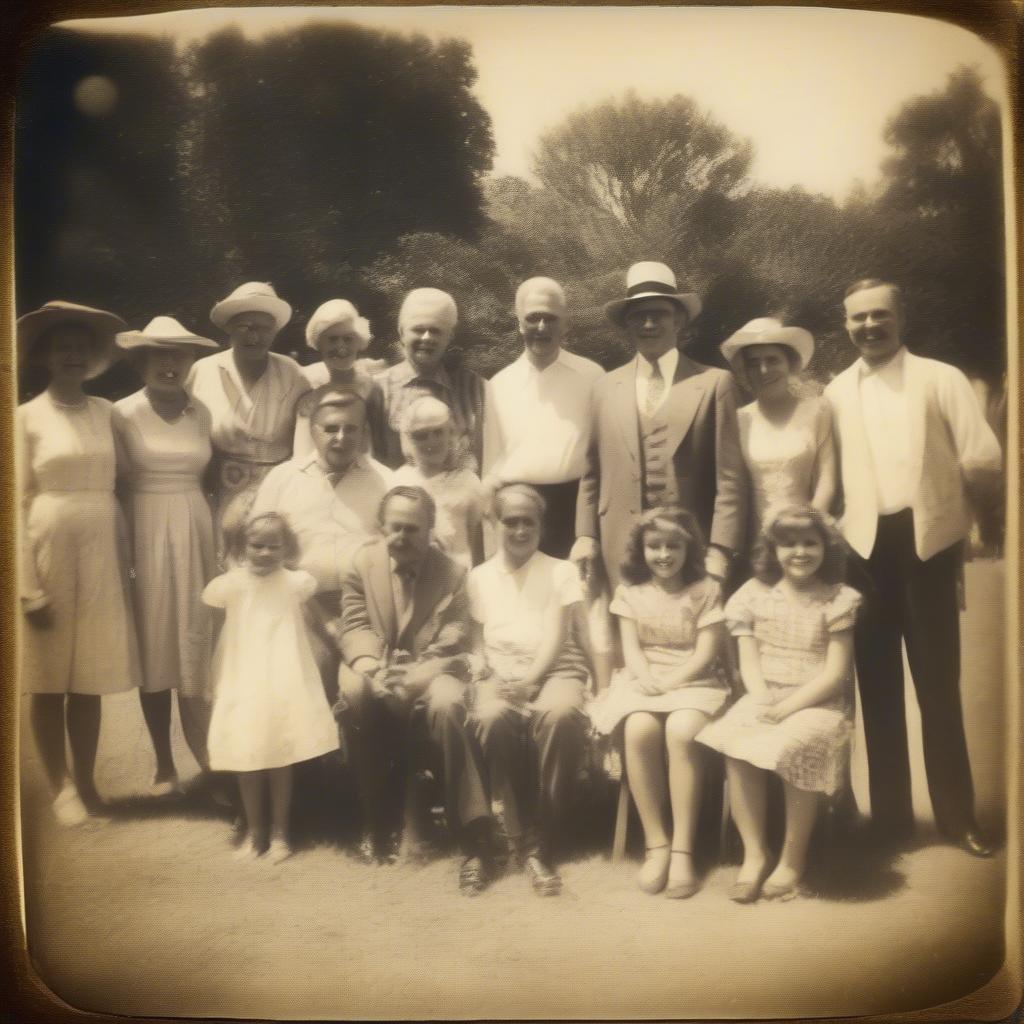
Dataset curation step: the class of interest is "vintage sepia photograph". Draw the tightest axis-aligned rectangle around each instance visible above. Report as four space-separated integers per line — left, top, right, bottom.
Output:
9 3 1018 1020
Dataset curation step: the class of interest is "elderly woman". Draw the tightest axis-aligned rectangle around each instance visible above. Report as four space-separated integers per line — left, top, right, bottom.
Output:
720 317 837 537
467 483 592 897
293 298 387 460
17 300 141 825
112 317 220 795
376 288 490 472
187 282 309 558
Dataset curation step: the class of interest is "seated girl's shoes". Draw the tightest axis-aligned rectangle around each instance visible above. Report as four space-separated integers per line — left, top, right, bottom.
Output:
664 849 699 900
523 854 562 897
52 783 89 827
266 836 293 865
148 772 181 798
458 855 488 896
232 837 261 862
637 845 671 894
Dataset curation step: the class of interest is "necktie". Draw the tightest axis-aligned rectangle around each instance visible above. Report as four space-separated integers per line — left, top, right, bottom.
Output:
644 360 665 416
395 566 416 628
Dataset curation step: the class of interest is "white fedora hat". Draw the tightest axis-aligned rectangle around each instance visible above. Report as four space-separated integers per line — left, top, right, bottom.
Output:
210 281 292 331
719 317 815 372
17 299 127 379
305 299 372 350
604 261 702 326
116 315 220 353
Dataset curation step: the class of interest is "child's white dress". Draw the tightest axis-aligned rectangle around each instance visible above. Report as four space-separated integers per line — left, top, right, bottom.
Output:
203 566 339 772
697 578 861 795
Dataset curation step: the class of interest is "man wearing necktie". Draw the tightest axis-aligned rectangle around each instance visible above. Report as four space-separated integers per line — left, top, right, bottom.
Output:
572 262 747 594
335 486 496 894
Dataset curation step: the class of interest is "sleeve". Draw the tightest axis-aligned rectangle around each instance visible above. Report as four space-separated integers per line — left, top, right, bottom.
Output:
934 362 1002 477
608 583 637 620
825 584 862 633
694 579 726 630
365 381 389 463
466 567 486 624
202 571 237 609
338 555 386 665
574 386 601 541
290 569 318 602
16 405 47 609
723 580 758 637
292 391 317 462
554 559 584 606
480 375 505 480
709 370 748 557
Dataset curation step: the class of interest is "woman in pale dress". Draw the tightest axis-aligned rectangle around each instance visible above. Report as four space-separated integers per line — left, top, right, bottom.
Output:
720 317 837 537
112 316 220 795
293 298 387 460
17 301 141 825
187 282 309 561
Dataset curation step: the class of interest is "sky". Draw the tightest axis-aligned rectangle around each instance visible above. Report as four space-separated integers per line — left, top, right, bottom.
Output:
59 5 1009 201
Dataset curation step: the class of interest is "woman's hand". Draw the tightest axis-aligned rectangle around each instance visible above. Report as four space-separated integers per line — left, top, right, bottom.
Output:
756 696 793 724
633 674 665 697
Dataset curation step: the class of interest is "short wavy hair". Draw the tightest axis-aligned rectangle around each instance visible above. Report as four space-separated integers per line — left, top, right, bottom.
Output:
230 511 301 569
752 504 846 585
379 484 437 530
619 506 707 587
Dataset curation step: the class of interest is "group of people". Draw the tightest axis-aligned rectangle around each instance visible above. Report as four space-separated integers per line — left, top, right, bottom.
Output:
17 261 1003 904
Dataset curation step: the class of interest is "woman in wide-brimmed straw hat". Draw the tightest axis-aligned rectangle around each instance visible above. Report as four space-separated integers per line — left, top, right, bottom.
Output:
16 300 142 826
186 282 310 561
292 298 387 460
719 317 837 537
111 317 221 796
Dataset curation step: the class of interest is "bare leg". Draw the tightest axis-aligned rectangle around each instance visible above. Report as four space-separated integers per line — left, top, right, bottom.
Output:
30 694 68 795
66 693 101 806
139 690 175 782
268 765 293 845
765 781 820 892
664 709 709 891
623 713 669 848
726 757 770 884
236 771 267 854
177 695 212 774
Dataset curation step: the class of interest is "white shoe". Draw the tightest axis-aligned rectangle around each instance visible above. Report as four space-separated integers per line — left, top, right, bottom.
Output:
266 838 293 865
232 838 261 862
148 773 181 797
53 784 89 826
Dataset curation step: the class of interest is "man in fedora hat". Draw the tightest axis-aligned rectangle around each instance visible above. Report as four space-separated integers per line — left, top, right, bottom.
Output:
571 261 747 592
825 278 1002 856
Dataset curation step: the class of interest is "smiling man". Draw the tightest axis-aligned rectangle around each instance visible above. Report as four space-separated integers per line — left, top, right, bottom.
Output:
376 288 490 472
825 278 1003 857
483 277 604 559
571 262 747 591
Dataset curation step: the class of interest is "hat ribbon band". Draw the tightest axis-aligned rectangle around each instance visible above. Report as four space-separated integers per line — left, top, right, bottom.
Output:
626 280 678 298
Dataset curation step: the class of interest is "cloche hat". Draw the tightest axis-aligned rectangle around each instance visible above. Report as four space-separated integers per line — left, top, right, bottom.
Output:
719 317 814 372
210 282 292 331
116 315 219 353
604 262 702 326
17 300 127 379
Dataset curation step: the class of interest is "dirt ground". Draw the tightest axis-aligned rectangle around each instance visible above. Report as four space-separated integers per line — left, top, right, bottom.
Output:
16 560 1012 1021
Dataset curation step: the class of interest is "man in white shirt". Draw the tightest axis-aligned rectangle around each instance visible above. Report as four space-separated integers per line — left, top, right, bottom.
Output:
483 277 604 558
825 278 1002 857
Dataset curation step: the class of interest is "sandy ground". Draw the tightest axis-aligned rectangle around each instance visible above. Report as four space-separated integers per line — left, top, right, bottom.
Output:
16 560 1011 1021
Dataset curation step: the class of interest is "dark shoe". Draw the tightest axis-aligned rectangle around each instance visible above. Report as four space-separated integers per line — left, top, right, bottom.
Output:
524 855 562 897
376 829 403 865
458 855 489 896
955 828 995 858
355 833 377 866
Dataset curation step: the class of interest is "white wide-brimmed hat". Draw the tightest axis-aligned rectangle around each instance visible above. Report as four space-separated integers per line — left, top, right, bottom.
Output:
604 262 702 326
719 317 815 372
305 299 372 350
17 299 127 379
116 315 220 353
210 281 292 331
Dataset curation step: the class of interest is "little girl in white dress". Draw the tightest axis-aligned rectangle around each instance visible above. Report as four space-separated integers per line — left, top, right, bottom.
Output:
204 512 339 863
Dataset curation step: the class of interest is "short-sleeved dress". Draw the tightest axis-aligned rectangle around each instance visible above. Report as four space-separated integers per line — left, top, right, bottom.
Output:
590 578 730 734
17 392 141 694
697 578 861 795
113 390 216 697
738 397 836 532
394 463 484 570
203 567 339 772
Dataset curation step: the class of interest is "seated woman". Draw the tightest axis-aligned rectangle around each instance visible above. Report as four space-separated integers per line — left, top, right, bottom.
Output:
467 483 592 897
591 507 729 899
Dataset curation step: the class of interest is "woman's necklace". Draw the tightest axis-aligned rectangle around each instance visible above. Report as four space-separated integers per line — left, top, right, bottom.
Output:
47 385 87 410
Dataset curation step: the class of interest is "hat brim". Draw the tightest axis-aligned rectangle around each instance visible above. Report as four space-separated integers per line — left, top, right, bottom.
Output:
17 303 127 380
210 295 292 331
116 331 220 353
719 327 814 372
605 291 702 326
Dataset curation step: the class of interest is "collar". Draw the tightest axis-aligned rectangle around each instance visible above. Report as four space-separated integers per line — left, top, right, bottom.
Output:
495 549 541 576
392 359 453 390
517 347 574 375
390 555 422 579
307 451 366 481
635 347 679 381
857 345 906 379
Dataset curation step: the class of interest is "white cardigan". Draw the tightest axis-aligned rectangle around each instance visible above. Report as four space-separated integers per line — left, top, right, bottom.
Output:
825 349 1001 561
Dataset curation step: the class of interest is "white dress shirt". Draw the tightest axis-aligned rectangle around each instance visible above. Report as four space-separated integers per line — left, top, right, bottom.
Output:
634 348 679 415
485 348 604 484
857 348 913 514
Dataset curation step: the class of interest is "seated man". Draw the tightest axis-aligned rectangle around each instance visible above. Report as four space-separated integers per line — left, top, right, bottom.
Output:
250 391 394 692
335 485 496 895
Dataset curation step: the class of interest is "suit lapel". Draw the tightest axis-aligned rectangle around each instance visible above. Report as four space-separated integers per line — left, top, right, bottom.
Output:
367 543 398 647
662 355 705 455
610 366 640 465
401 549 450 649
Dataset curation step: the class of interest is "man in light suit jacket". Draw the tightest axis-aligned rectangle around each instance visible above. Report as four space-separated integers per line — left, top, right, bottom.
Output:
335 485 495 893
826 279 1002 856
571 262 747 591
